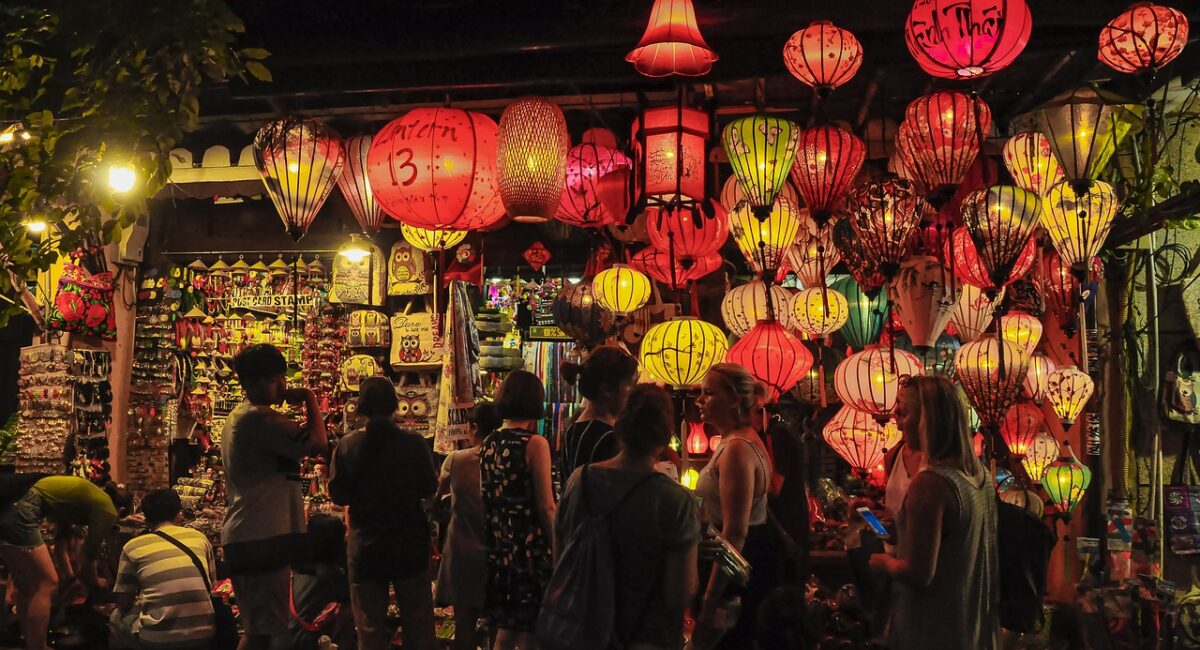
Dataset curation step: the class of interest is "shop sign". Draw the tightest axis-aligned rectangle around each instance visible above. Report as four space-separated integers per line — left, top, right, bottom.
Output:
228 287 319 314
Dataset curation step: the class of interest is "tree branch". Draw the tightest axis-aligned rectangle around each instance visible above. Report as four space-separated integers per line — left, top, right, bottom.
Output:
1106 180 1200 248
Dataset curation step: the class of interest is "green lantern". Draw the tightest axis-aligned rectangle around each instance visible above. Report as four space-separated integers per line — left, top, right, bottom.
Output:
722 116 801 220
1041 441 1092 517
830 275 887 350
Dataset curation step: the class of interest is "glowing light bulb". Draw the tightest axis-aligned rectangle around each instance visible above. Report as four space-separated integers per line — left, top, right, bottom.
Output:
0 132 13 144
286 162 300 174
107 165 137 193
25 219 47 234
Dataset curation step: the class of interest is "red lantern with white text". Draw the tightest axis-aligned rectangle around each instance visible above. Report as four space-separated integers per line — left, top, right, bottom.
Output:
904 0 1032 79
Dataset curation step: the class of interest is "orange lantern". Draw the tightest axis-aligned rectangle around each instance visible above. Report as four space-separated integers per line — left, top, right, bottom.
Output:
633 106 710 207
626 0 718 77
904 0 1032 79
253 117 345 241
497 98 569 223
895 92 992 201
646 203 729 264
834 348 924 420
686 422 709 455
726 320 814 401
1098 3 1189 75
368 108 503 231
631 248 721 290
337 135 384 234
789 125 866 225
783 21 863 95
1000 401 1045 458
823 406 902 476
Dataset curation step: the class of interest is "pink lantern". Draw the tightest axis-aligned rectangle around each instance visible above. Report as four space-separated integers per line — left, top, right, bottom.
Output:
726 320 814 401
948 226 1037 290
337 135 384 234
1098 3 1189 75
895 92 992 200
1023 353 1057 403
904 0 1033 79
783 21 864 94
557 131 633 228
626 0 719 77
823 405 902 476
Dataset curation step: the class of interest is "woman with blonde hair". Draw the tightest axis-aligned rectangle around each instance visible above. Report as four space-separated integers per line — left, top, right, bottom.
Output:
869 375 999 650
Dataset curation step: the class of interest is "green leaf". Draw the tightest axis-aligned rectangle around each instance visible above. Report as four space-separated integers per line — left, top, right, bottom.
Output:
244 60 271 82
240 48 269 60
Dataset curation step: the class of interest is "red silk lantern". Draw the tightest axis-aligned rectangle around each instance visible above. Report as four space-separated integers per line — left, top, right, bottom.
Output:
841 177 927 278
948 226 1036 290
896 92 992 200
832 218 887 294
253 117 345 241
1000 401 1045 458
889 256 961 350
686 421 709 455
337 135 384 234
789 125 866 225
368 108 503 231
627 0 718 77
834 348 924 420
726 320 814 401
1098 3 1189 75
646 202 729 263
782 21 863 95
823 406 902 476
634 106 710 207
557 132 633 228
960 185 1042 289
954 337 1031 428
786 217 840 288
631 248 721 289
498 98 570 223
904 0 1032 79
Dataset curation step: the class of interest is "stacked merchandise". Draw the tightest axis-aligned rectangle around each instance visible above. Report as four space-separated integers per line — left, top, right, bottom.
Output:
15 344 74 474
477 308 520 371
176 454 226 545
128 272 181 495
302 302 350 434
71 349 113 484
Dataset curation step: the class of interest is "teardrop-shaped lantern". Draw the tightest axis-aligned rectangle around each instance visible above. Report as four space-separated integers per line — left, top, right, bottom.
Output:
729 196 803 280
726 320 814 401
789 125 865 225
337 135 384 234
1035 88 1131 193
592 264 652 315
553 280 615 347
253 117 345 241
823 405 902 476
960 185 1042 290
723 116 802 219
1022 433 1059 482
998 311 1043 356
557 134 634 228
834 348 924 420
831 275 889 350
1042 441 1092 517
783 21 863 95
1043 180 1119 272
832 219 887 295
792 286 850 338
631 248 722 290
641 317 729 388
1098 3 1189 75
1002 132 1065 197
646 203 729 264
498 98 570 223
1040 251 1103 330
950 284 1003 342
954 337 1031 428
889 256 961 351
948 226 1037 290
626 0 719 77
842 177 927 278
720 175 800 215
1023 353 1057 403
1000 401 1045 458
904 0 1033 80
895 92 992 200
785 217 840 288
400 225 468 252
1047 365 1094 426
721 280 797 337
686 422 710 455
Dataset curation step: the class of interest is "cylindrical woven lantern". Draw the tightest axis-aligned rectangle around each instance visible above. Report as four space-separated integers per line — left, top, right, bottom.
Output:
1098 3 1189 75
730 196 803 279
834 348 924 420
592 264 652 316
786 217 840 288
954 337 1031 428
789 125 865 225
904 0 1032 79
727 320 814 401
1000 401 1045 458
842 177 927 278
626 0 719 77
553 281 615 347
634 106 710 206
948 226 1037 291
998 311 1044 356
1002 132 1065 197
792 287 850 338
400 225 467 252
1042 441 1092 517
723 116 801 219
498 98 569 223
895 92 992 200
1043 180 1119 272
1047 365 1094 426
646 203 729 264
722 280 796 337
557 135 633 228
823 405 902 476
337 134 384 234
368 108 504 231
1022 433 1059 482
1035 88 1131 193
783 21 863 94
1023 352 1057 403
631 248 722 290
831 275 888 350
641 317 729 388
960 185 1042 290
253 117 345 241
889 256 960 351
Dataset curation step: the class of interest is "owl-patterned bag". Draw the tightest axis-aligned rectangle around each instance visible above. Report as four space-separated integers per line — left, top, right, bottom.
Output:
339 354 384 393
388 240 432 296
348 310 391 348
394 374 439 438
389 309 444 371
330 243 386 306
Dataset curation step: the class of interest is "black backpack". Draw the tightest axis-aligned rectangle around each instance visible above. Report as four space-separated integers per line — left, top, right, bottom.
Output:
996 499 1056 632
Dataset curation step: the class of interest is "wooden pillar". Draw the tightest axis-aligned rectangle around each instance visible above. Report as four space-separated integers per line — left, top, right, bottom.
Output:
104 247 139 486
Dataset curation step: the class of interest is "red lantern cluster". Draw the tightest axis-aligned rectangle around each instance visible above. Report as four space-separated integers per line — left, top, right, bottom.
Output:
896 92 992 200
789 125 865 225
726 320 814 402
627 0 718 77
904 0 1033 79
646 203 729 266
783 21 864 95
1098 3 1189 75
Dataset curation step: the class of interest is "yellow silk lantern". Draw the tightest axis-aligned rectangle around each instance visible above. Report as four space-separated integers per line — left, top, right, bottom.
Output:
722 116 801 219
592 264 652 316
400 225 468 252
1002 132 1064 196
641 317 728 388
729 195 803 279
1043 180 1119 271
1047 365 1094 426
1022 433 1059 482
999 311 1043 356
792 287 850 338
721 280 796 337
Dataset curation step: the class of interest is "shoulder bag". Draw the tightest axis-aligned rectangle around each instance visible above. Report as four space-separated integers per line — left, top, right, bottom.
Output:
152 530 239 650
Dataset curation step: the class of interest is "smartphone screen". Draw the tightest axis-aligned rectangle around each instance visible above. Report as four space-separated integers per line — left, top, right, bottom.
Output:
857 507 889 538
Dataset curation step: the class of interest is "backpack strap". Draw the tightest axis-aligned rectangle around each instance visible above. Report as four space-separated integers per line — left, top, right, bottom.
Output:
581 465 661 520
151 530 211 593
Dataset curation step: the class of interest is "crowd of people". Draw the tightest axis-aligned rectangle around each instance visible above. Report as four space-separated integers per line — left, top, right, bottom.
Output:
0 340 1005 650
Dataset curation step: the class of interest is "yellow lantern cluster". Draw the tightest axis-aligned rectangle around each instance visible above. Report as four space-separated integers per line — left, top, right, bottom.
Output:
592 264 652 316
792 287 849 338
641 317 728 388
1047 366 1094 426
400 224 468 252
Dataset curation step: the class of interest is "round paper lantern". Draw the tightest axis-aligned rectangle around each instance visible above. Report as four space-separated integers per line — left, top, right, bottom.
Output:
895 332 960 378
635 106 710 206
1002 132 1065 197
1042 441 1091 517
727 320 814 401
730 196 803 279
722 116 801 218
641 317 729 388
722 281 796 337
789 125 866 225
1000 402 1045 458
823 405 902 476
832 218 887 294
1035 87 1131 192
400 225 467 252
904 0 1032 79
1043 180 1119 272
631 248 722 289
368 108 503 231
792 287 850 338
954 337 1031 428
1023 353 1057 403
831 275 888 350
960 185 1042 290
1098 3 1189 75
1022 433 1059 482
998 311 1043 356
793 343 844 405
553 281 615 347
895 92 992 200
646 203 729 263
889 256 960 350
497 98 569 223
253 117 345 241
1047 366 1094 426
720 174 799 214
834 348 924 420
948 226 1037 290
786 217 841 288
783 21 863 94
842 177 927 278
337 135 384 234
626 0 718 77
557 135 633 227
592 264 652 315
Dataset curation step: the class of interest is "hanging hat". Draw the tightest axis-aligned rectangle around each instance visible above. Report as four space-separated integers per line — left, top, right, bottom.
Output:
187 258 209 273
292 255 309 278
308 258 326 278
269 256 290 278
250 257 270 274
183 306 208 320
208 257 230 277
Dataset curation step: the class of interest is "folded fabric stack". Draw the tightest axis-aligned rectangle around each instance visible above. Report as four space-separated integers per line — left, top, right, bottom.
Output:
476 309 522 371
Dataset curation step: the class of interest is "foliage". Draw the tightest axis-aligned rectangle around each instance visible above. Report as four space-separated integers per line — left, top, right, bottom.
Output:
0 414 18 464
0 1 268 325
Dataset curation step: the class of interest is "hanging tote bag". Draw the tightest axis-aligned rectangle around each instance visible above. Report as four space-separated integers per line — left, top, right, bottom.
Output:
339 354 384 393
388 240 432 296
389 304 444 371
46 256 117 340
394 374 440 437
347 310 391 348
329 245 385 306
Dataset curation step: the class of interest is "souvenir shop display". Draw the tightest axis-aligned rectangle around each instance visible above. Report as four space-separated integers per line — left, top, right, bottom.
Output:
128 272 185 495
45 248 117 340
388 239 433 296
15 344 74 474
302 302 351 431
330 240 386 306
389 307 444 370
71 349 113 484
